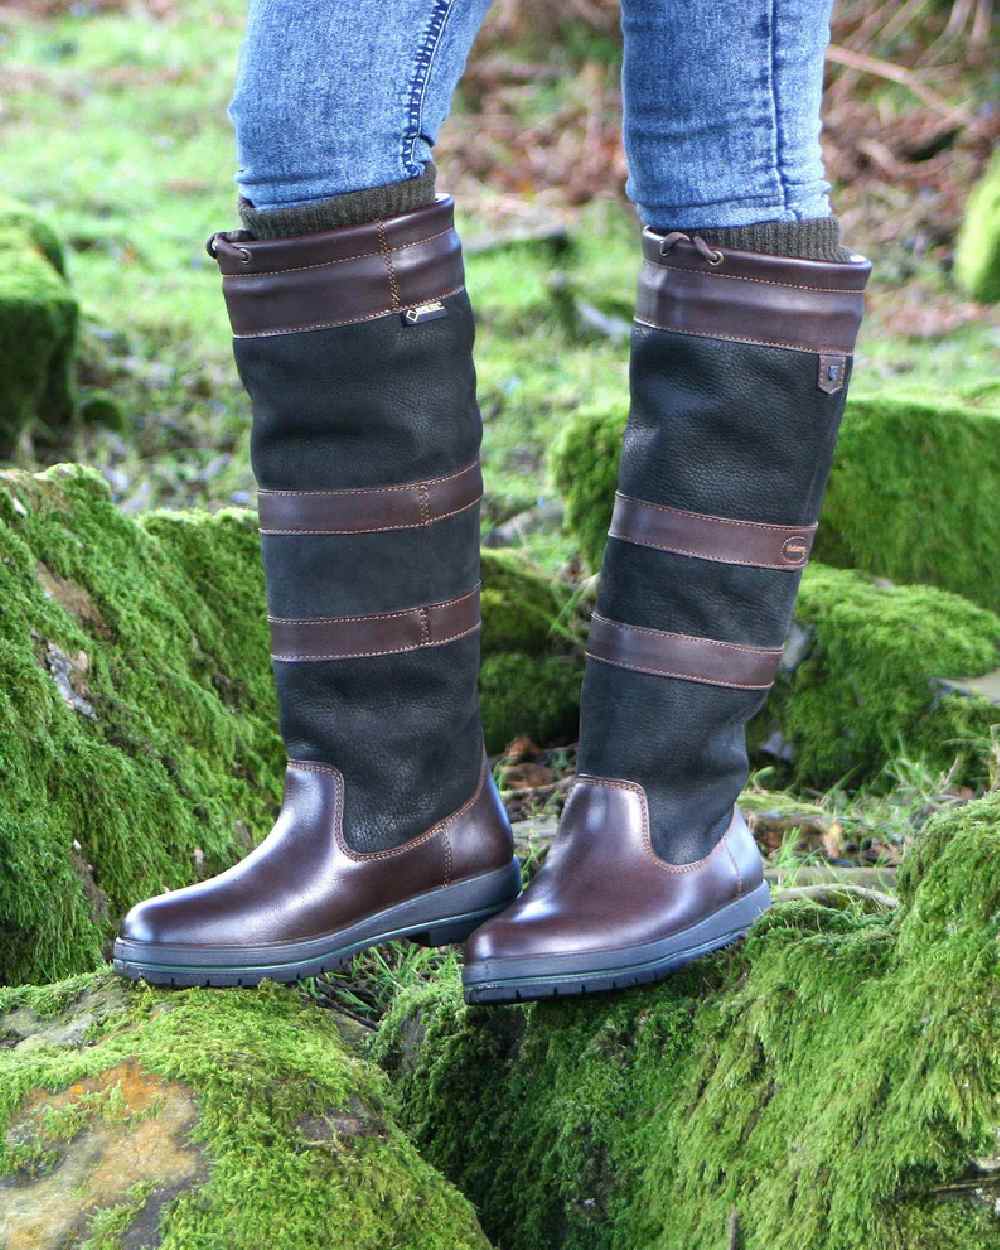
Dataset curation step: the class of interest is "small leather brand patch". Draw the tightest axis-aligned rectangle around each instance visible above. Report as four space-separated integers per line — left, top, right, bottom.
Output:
402 301 448 326
781 535 811 565
818 353 847 394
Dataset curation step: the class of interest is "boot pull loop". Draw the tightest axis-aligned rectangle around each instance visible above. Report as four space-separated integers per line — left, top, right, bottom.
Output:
205 231 254 264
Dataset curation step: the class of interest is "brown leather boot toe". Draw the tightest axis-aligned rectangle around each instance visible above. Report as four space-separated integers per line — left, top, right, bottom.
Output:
463 777 767 1003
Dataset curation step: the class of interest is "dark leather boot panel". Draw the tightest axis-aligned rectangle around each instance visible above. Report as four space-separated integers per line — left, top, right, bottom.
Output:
597 538 802 648
241 291 480 492
578 661 763 863
622 329 850 526
261 508 481 619
275 633 483 852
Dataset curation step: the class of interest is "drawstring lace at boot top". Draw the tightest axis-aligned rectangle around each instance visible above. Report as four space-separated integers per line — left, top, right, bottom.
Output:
658 231 724 265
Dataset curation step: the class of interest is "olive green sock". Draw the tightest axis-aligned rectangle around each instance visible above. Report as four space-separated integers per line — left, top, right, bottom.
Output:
238 164 438 240
681 217 855 262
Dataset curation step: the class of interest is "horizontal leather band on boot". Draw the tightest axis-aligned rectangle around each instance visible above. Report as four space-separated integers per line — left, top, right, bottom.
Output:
210 197 465 338
609 492 817 570
269 587 480 661
586 613 782 690
635 232 871 356
259 460 483 535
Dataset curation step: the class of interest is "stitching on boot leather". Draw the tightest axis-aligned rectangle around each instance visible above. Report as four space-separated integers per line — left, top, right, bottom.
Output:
274 621 479 662
591 614 783 657
270 588 479 627
651 261 864 295
258 459 479 498
633 317 851 356
260 500 480 536
287 754 488 864
227 227 455 279
376 220 402 309
573 775 741 875
585 651 775 691
232 285 465 338
724 833 742 895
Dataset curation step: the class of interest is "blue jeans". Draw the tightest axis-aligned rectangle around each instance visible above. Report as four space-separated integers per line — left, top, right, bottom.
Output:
230 0 834 229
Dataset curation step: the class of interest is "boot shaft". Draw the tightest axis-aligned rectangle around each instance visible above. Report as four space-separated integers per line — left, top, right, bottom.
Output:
579 232 870 862
210 199 486 852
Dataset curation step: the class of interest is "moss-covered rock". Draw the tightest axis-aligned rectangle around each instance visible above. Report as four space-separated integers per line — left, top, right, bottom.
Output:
479 549 584 752
0 970 490 1249
0 470 586 984
373 792 1000 1250
0 466 283 987
760 563 999 787
0 198 78 456
550 398 627 574
955 152 1000 304
814 394 1000 610
480 652 583 754
551 393 1000 613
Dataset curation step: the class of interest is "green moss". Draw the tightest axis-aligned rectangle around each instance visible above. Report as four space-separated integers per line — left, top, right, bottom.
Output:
551 393 1000 612
480 652 582 754
0 971 490 1249
477 551 585 751
479 548 581 656
0 473 590 986
550 399 627 572
0 466 284 986
0 210 78 455
955 151 1000 304
374 793 1000 1250
763 564 999 787
814 394 1000 611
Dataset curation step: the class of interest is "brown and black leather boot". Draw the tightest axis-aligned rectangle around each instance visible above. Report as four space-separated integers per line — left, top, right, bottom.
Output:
114 198 519 987
464 229 870 1003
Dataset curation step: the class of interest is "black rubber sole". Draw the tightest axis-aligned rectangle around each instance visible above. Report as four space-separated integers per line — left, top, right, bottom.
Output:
462 882 771 1005
113 859 520 989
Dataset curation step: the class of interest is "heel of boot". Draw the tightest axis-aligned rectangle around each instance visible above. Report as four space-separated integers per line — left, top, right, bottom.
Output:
411 858 522 947
412 913 494 947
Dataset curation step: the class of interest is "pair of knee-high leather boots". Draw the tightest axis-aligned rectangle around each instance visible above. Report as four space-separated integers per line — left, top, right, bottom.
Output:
113 197 868 1003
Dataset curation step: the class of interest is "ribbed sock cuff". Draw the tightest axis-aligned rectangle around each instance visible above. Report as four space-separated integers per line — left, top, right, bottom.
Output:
239 165 438 239
683 217 854 262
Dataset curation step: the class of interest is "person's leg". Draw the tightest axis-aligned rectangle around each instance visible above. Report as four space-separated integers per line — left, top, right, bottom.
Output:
622 0 847 256
114 0 521 989
229 0 492 232
464 0 870 1004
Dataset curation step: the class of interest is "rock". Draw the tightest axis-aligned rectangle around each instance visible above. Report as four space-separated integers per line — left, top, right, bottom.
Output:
0 197 79 456
550 393 1000 613
373 792 1000 1250
0 971 490 1250
757 564 1000 788
0 466 283 986
813 394 1000 611
479 550 585 752
0 470 586 984
479 653 583 755
954 151 1000 304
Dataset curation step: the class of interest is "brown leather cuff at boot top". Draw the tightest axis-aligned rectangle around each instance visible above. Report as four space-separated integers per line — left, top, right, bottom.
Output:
463 776 769 1003
208 196 464 338
635 231 871 386
114 753 520 988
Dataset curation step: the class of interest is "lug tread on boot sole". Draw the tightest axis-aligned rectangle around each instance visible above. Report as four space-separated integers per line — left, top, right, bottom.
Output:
113 861 520 989
463 882 771 1005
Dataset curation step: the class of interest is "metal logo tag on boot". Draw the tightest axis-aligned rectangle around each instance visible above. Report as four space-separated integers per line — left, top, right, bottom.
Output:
818 353 847 395
402 301 448 327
